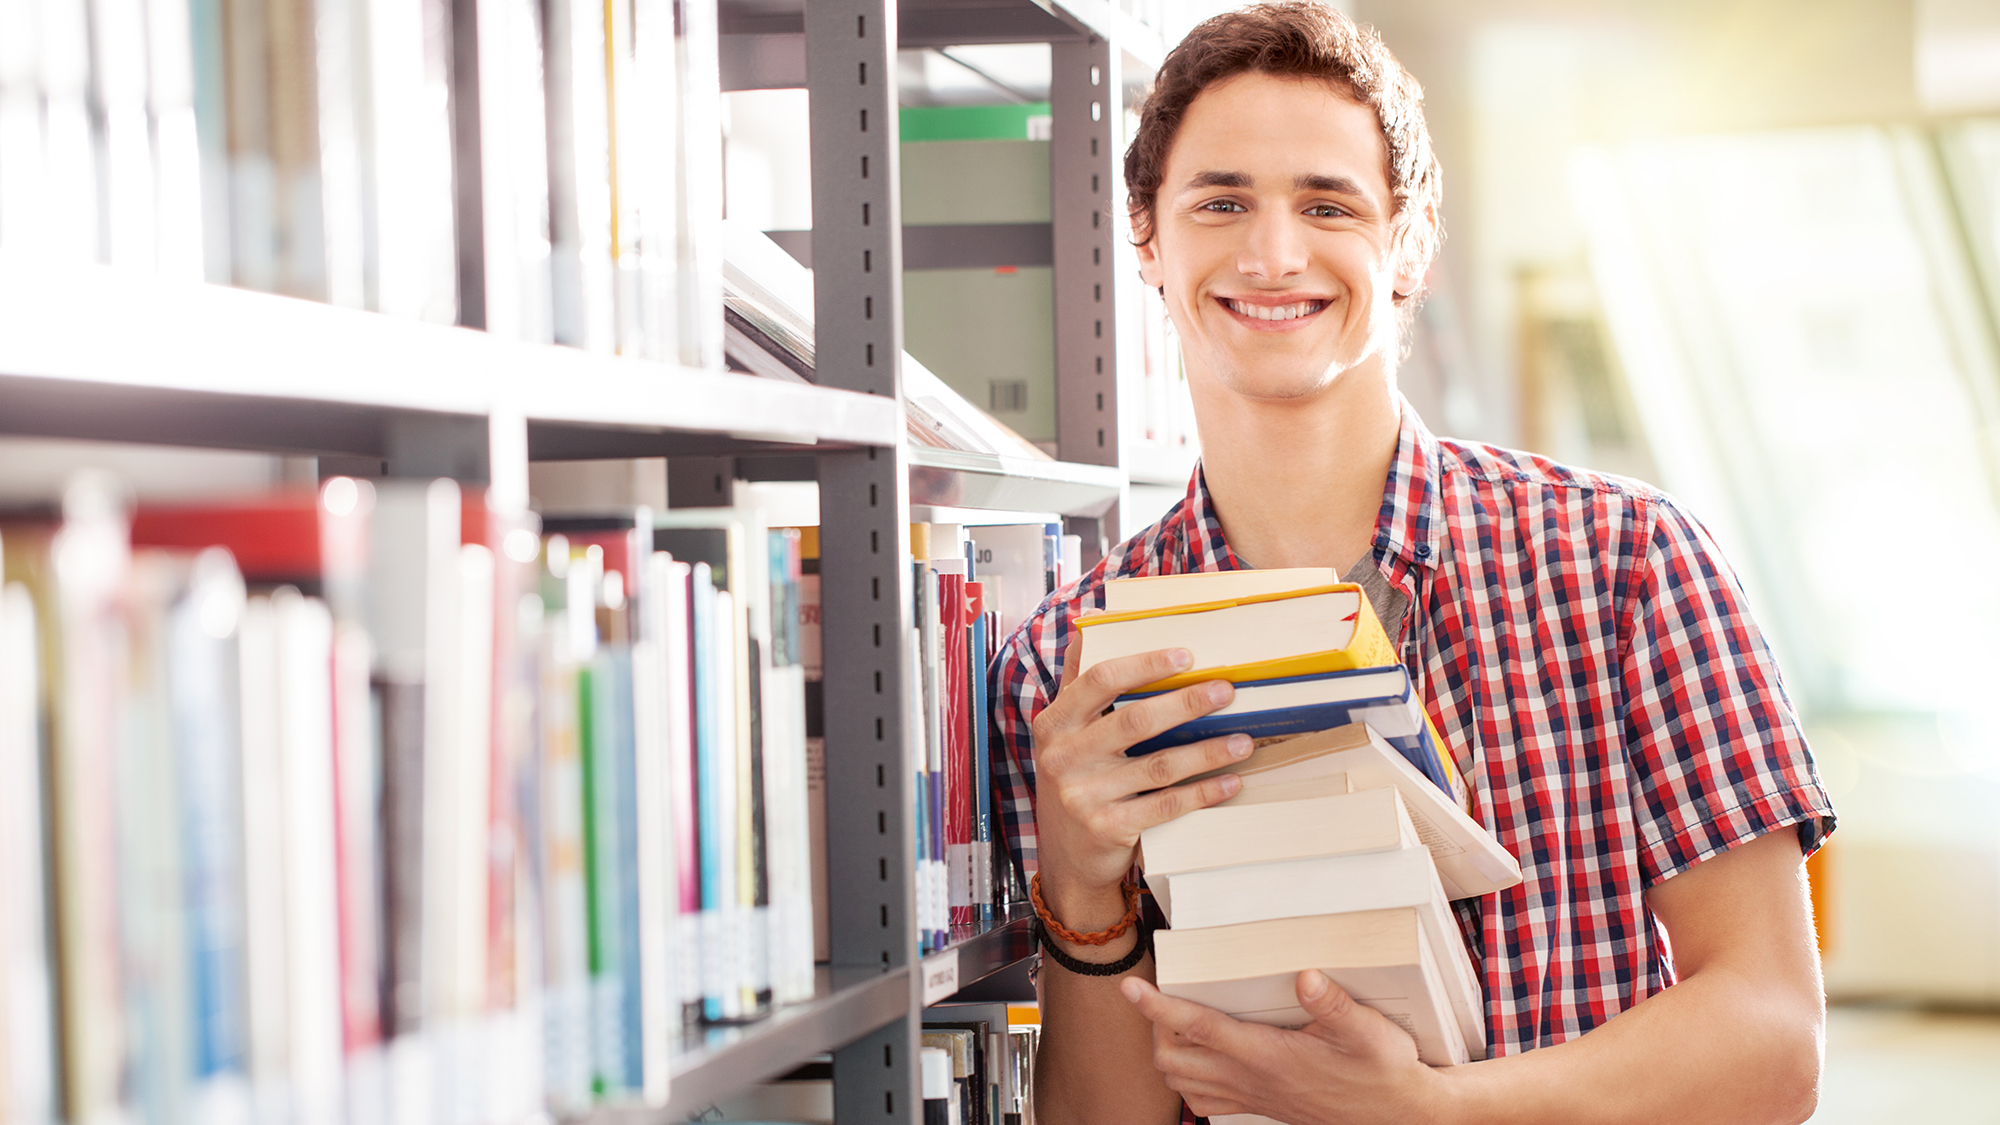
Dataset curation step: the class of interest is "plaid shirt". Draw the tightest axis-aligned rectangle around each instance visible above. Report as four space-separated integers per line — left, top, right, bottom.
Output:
991 404 1835 1075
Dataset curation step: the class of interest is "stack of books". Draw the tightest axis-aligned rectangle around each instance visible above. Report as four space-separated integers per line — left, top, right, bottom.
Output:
1076 571 1524 1070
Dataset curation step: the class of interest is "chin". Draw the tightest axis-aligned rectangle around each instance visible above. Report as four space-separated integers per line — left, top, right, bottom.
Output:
1208 363 1340 403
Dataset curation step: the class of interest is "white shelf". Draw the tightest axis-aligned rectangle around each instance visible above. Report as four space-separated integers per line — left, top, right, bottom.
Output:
0 258 900 460
908 445 1123 517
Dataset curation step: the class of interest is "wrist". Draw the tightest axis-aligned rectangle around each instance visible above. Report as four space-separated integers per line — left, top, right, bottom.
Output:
1415 1056 1470 1125
1036 867 1131 934
1045 921 1143 967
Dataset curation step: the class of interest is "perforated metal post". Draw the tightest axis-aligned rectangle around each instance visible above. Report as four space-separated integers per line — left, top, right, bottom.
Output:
806 0 921 1119
1051 36 1123 556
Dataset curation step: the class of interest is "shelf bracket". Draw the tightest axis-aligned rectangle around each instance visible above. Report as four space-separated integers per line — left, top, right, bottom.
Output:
1051 35 1126 559
807 0 921 1117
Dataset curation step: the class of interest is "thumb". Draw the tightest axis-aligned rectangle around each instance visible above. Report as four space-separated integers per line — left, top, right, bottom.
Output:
1296 970 1363 1038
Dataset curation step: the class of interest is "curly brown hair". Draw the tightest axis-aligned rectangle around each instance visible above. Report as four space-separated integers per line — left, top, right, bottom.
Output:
1125 2 1442 291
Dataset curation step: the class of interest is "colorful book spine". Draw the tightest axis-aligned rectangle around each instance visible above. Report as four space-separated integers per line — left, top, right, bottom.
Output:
967 585 993 925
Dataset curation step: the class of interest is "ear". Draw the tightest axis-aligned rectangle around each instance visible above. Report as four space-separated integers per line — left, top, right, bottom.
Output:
1393 203 1439 298
1136 230 1165 292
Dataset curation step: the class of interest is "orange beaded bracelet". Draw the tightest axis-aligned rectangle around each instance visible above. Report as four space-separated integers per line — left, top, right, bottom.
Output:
1029 872 1141 946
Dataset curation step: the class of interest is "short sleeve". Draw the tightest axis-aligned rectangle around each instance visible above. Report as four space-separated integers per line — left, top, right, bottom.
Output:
988 605 1068 883
1621 500 1836 886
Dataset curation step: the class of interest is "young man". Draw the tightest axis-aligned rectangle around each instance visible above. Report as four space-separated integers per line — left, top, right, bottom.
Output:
989 4 1836 1123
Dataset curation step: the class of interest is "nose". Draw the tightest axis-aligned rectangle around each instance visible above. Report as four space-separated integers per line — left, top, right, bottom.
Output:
1236 207 1309 282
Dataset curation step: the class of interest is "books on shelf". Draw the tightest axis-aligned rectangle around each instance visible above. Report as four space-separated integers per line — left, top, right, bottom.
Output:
0 472 846 1122
0 0 722 360
908 521 1041 951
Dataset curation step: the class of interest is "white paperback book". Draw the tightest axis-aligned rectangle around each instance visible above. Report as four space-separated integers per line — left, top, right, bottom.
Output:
1155 842 1486 1061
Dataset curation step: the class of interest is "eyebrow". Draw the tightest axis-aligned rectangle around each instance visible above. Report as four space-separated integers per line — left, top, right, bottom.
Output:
1180 170 1369 197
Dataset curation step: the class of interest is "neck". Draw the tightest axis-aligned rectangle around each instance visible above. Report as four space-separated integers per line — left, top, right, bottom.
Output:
1191 361 1402 573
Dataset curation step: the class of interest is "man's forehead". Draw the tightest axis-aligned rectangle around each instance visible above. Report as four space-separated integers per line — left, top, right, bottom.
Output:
1166 72 1390 198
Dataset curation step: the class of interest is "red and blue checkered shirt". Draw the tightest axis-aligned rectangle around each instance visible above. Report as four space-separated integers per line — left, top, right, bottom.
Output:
990 404 1835 1069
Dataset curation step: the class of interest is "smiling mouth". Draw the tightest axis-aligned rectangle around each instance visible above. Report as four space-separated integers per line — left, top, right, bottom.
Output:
1220 297 1330 322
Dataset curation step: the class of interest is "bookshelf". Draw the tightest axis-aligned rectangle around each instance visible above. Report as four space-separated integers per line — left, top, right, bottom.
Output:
0 0 1165 1119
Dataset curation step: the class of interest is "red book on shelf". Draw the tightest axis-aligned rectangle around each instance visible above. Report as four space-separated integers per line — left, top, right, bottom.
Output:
938 573 973 927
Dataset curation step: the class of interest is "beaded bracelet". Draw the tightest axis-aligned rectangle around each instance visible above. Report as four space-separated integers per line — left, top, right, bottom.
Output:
1029 871 1140 946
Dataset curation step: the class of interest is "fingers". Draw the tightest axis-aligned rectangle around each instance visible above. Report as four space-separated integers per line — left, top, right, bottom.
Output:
1122 978 1240 1050
1118 765 1244 833
1039 647 1200 737
1295 970 1423 1063
1122 731 1254 797
1297 969 1356 1027
1104 678 1240 757
1124 979 1263 1114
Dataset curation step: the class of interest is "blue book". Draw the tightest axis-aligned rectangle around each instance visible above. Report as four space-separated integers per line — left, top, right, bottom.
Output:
692 564 730 1020
609 652 644 1088
1118 666 1457 798
969 610 993 924
170 580 247 1084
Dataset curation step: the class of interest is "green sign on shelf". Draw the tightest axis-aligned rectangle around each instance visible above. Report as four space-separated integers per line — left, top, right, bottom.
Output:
899 103 1053 142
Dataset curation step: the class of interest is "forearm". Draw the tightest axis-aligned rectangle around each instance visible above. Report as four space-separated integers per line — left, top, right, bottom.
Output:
1035 882 1183 1125
1432 962 1822 1125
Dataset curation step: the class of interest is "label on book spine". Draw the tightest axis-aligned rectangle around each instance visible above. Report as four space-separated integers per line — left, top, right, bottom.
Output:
946 843 973 907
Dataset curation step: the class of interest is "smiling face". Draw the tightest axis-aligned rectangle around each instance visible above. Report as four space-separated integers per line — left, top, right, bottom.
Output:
1136 71 1423 404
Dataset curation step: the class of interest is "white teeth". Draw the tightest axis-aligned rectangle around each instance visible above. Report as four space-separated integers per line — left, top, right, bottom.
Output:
1226 299 1323 321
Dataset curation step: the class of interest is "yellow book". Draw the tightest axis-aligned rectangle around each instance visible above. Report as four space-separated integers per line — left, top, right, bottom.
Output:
1074 583 1399 694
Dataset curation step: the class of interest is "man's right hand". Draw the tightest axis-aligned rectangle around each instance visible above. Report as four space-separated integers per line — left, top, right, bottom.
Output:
1029 646 1255 931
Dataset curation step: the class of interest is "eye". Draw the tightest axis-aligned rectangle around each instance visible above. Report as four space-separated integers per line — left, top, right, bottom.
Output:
1198 198 1247 214
1305 203 1348 218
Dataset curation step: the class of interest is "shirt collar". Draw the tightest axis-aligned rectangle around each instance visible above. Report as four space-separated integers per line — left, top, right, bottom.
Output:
1374 398 1446 576
1176 395 1444 577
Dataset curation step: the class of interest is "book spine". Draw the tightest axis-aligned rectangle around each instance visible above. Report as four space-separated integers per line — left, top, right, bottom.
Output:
471 0 553 341
609 649 644 1092
33 0 99 265
167 554 249 1108
0 583 56 1125
362 0 458 321
940 573 972 928
798 563 829 966
630 0 678 360
146 0 208 280
274 591 346 1125
632 553 672 1104
669 0 723 369
541 0 615 350
534 546 591 1114
118 556 192 1125
311 0 365 306
968 598 993 924
692 565 734 1020
330 623 381 1060
580 652 628 1098
662 562 703 1027
711 586 744 1018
